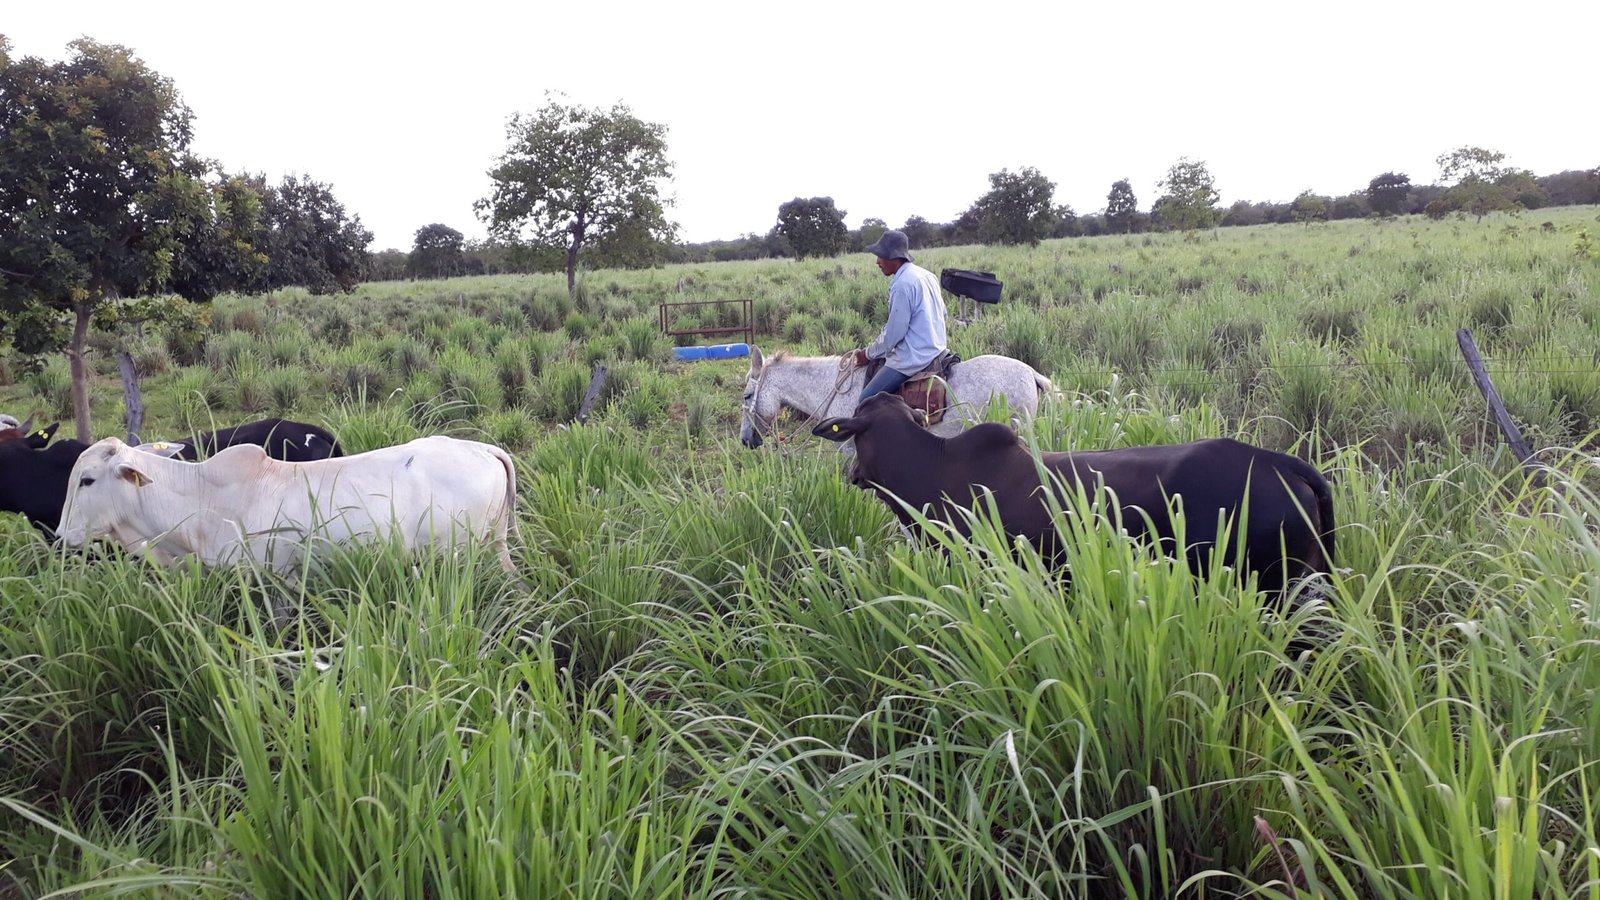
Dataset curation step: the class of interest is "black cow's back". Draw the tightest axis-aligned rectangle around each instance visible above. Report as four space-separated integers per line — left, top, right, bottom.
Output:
179 417 343 462
0 439 89 533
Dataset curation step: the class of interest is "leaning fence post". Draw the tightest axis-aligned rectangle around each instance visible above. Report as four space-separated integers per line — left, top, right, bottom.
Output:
116 350 144 445
576 363 608 424
1457 327 1543 484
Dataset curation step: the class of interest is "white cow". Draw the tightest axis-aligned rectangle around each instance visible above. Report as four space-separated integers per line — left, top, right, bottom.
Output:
57 435 520 575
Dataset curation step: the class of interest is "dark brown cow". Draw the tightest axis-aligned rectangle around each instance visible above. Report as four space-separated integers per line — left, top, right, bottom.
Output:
813 393 1335 597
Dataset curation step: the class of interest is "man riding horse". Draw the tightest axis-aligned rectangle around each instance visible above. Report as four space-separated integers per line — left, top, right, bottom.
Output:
851 230 958 403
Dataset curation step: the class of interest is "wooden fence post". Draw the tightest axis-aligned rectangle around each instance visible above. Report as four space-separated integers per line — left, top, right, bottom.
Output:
576 364 608 424
116 350 144 445
1457 327 1543 484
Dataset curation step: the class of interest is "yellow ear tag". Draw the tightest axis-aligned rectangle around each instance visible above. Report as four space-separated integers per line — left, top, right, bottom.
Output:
152 442 169 449
831 425 839 432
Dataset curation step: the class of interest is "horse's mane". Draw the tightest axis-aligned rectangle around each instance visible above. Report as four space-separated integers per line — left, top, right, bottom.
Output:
768 349 837 364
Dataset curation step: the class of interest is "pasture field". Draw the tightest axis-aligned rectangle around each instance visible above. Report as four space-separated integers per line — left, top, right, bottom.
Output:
1 208 1599 897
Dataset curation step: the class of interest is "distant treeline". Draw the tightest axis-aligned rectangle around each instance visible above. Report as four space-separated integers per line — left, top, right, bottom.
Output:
368 168 1600 281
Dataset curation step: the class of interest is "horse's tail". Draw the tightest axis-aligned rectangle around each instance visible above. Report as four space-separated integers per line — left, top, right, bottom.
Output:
1033 370 1060 405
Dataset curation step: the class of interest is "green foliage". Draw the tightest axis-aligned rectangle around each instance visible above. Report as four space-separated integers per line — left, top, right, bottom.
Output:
966 166 1058 246
477 92 675 294
0 38 264 439
247 172 372 295
529 360 592 422
775 196 849 258
1291 189 1330 225
1367 171 1412 215
407 223 465 279
1436 146 1550 222
6 212 1600 897
1105 178 1139 233
1153 156 1222 231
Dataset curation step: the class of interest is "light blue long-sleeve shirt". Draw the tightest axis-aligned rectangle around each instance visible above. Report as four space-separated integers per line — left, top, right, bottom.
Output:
866 261 948 375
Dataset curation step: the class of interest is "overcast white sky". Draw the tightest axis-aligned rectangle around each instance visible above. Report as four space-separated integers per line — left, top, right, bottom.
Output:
6 0 1597 251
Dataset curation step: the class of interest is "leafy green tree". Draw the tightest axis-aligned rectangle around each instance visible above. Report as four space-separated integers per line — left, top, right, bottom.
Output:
477 92 676 297
1436 146 1547 222
367 249 410 281
409 224 466 279
586 206 674 270
775 196 849 258
165 171 270 303
1290 190 1329 226
1153 157 1221 232
1537 169 1600 207
1051 205 1081 238
967 166 1057 246
901 215 936 249
0 38 252 440
857 217 888 251
1366 172 1412 216
1105 179 1139 233
253 174 373 293
1437 146 1507 184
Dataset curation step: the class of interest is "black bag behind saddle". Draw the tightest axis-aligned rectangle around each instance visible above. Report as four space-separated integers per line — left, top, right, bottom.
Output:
861 349 962 426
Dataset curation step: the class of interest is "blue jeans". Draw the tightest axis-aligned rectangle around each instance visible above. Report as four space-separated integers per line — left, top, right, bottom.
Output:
859 366 911 404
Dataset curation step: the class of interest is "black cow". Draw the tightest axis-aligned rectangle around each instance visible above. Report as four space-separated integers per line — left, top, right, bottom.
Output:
813 393 1335 597
176 417 344 462
0 417 56 449
0 417 344 534
0 437 91 533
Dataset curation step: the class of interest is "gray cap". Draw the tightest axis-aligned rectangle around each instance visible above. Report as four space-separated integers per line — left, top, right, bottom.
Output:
864 230 913 262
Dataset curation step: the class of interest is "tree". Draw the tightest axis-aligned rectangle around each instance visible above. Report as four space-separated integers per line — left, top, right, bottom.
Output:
966 166 1057 246
1366 172 1412 216
0 38 237 441
367 249 410 281
1437 146 1507 184
775 196 849 258
409 224 466 279
1105 179 1139 233
1153 157 1221 232
477 93 676 297
1051 204 1081 238
585 199 674 270
1537 169 1600 207
1290 190 1328 226
901 215 936 249
254 174 373 293
857 217 888 251
164 170 270 303
1436 146 1546 222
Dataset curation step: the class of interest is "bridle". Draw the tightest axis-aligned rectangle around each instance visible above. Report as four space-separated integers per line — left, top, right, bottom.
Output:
744 356 859 444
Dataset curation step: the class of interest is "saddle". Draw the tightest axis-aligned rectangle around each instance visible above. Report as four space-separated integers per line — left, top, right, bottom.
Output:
862 349 962 426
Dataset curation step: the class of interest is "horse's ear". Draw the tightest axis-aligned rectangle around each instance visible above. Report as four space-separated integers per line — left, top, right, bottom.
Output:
749 345 764 373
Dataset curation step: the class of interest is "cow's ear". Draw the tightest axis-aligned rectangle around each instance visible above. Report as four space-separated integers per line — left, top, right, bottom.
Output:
813 416 864 442
116 461 154 488
133 441 186 458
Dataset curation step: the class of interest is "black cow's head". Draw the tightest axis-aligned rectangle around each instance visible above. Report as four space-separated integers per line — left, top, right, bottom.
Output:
813 393 927 489
24 422 60 449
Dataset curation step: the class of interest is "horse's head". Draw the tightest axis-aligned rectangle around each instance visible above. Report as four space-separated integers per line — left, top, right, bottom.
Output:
740 346 779 449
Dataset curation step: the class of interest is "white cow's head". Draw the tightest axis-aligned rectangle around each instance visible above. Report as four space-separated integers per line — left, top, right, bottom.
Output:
58 438 187 548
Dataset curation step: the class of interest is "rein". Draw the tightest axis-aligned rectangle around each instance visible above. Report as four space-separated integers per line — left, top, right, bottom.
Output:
747 356 858 445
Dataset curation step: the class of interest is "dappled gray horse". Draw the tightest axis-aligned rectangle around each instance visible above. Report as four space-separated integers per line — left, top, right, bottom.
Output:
740 346 1055 448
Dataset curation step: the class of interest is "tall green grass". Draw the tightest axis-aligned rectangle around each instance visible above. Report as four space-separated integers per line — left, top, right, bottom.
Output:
1 210 1599 897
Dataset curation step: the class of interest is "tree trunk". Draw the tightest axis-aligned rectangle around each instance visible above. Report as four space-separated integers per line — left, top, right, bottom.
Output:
68 300 94 443
117 350 144 444
565 239 580 298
